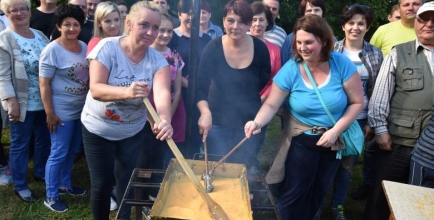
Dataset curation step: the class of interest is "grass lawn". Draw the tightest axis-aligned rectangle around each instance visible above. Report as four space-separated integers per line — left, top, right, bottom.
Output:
0 116 367 220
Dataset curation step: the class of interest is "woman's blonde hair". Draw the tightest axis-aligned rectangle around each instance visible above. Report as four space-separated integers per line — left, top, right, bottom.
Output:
93 1 124 38
125 1 161 35
1 0 30 14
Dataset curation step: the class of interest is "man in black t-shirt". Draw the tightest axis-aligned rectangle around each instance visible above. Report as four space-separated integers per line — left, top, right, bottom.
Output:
30 0 57 38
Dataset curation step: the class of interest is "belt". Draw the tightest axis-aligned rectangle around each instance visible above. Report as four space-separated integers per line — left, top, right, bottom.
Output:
305 126 330 135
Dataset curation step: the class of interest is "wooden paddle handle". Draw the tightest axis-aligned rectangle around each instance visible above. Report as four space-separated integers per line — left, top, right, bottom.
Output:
143 98 229 220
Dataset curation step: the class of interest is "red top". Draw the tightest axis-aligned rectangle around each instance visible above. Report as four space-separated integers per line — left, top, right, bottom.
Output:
260 40 282 97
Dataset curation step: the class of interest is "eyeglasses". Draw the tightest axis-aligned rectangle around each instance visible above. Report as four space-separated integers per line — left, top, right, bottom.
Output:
347 4 370 10
8 7 29 15
416 17 434 24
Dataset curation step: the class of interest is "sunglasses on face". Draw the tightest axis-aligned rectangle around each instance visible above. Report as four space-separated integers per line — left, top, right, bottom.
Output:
417 17 434 24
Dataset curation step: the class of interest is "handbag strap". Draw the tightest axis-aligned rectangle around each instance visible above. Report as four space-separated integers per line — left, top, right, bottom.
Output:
302 61 337 125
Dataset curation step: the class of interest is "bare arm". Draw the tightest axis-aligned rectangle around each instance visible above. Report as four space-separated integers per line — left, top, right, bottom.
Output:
181 76 188 88
152 66 173 140
39 77 63 132
317 71 364 147
89 59 149 101
197 100 212 142
245 83 289 137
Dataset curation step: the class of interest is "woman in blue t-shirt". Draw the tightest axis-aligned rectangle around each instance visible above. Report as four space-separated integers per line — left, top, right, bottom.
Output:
245 14 364 220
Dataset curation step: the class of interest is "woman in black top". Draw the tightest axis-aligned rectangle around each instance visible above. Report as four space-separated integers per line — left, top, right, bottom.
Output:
196 0 270 171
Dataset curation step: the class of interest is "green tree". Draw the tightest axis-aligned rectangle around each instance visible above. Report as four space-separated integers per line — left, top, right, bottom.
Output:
169 0 397 41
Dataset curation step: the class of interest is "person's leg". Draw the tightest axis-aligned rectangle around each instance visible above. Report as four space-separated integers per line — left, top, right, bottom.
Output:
0 112 6 165
32 110 50 179
310 149 342 219
45 120 76 198
362 140 378 186
277 134 320 220
59 120 84 190
364 143 412 220
331 155 358 207
0 109 12 186
136 122 161 169
351 140 377 200
228 125 265 171
83 125 116 220
115 125 147 219
408 159 434 188
136 122 163 198
206 125 232 160
9 111 35 192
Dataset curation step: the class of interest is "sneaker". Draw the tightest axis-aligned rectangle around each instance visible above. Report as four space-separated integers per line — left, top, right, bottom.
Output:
44 197 68 212
350 184 372 200
331 205 347 220
59 186 86 196
0 165 13 185
142 206 152 220
110 197 118 211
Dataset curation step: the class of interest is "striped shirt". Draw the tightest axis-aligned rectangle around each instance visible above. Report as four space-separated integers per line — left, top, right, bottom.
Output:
264 24 286 48
368 40 434 135
413 104 434 169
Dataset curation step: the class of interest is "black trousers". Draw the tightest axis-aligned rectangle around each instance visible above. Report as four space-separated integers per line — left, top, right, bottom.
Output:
83 125 147 220
364 143 413 220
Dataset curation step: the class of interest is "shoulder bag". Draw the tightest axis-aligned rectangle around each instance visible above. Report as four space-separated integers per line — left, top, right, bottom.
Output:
302 61 364 159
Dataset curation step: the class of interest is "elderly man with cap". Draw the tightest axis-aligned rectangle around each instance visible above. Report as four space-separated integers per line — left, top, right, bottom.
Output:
365 2 434 220
408 2 434 191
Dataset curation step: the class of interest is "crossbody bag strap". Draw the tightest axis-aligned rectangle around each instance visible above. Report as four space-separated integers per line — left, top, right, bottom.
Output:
302 61 337 124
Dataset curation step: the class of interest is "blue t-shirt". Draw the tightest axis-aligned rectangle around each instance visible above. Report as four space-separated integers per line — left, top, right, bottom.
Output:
274 52 357 127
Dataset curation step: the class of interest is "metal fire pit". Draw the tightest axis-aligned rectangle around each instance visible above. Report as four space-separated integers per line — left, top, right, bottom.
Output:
151 159 252 220
117 160 281 220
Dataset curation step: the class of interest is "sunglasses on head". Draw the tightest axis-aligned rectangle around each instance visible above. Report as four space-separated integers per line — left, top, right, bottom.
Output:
346 4 370 10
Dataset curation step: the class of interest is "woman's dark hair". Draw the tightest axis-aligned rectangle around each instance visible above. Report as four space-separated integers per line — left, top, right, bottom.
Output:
251 1 274 31
292 14 334 63
201 1 212 13
54 4 85 27
114 0 127 7
298 0 326 17
341 5 375 29
223 0 253 25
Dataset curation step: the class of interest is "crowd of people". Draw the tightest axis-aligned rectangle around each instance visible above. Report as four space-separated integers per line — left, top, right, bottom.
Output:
0 0 433 220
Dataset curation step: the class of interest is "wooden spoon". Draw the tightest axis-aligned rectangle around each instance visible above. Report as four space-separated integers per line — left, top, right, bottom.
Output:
143 97 229 220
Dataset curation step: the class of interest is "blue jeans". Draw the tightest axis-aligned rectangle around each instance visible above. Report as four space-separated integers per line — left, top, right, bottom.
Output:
278 133 341 220
83 124 146 220
206 124 265 168
408 159 434 188
45 119 82 198
331 119 366 207
9 110 50 191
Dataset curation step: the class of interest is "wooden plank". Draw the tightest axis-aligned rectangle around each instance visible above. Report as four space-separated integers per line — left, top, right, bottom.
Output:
382 180 434 220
